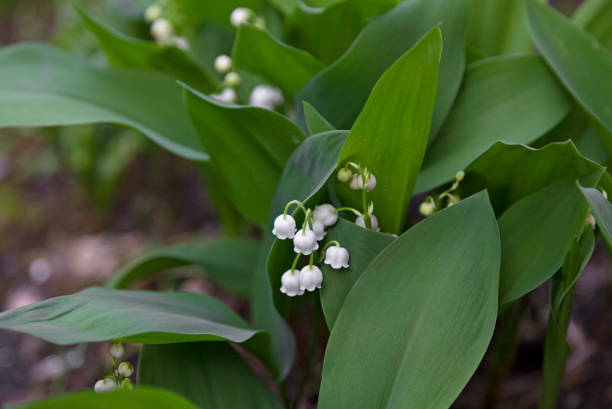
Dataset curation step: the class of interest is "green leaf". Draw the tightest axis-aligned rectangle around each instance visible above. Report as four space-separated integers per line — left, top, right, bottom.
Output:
415 55 571 194
138 342 283 409
338 27 442 233
498 172 602 304
468 0 545 56
318 192 500 409
106 238 259 299
0 287 258 344
77 7 218 93
183 84 305 225
573 0 612 50
527 0 612 143
461 141 603 214
296 0 469 136
232 24 324 95
579 186 612 247
302 101 335 135
540 227 594 409
0 44 207 161
6 388 200 409
319 218 395 328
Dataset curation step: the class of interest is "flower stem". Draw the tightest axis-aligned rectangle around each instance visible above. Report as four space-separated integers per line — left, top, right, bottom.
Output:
333 207 362 216
284 199 307 216
309 253 314 268
290 253 301 274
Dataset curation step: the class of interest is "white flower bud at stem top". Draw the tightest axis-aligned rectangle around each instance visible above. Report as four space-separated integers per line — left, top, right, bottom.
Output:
230 7 253 27
249 85 284 110
150 18 173 44
312 219 326 241
456 170 465 182
299 265 323 291
337 168 352 183
313 204 338 227
280 270 302 297
211 88 236 103
272 214 296 240
144 5 162 23
355 214 380 232
109 343 124 359
224 72 241 87
324 246 349 269
94 378 117 393
117 362 134 377
419 200 435 217
214 55 232 74
293 228 319 255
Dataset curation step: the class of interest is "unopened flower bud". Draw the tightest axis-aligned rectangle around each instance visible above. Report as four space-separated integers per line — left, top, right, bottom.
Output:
214 55 232 74
230 7 254 27
419 200 435 217
144 5 162 23
313 204 338 227
94 378 117 393
224 72 241 87
249 85 284 110
351 173 376 191
272 214 297 240
120 378 134 390
585 213 596 229
337 168 352 183
456 170 465 182
109 343 124 359
324 245 349 269
211 88 236 103
150 18 173 44
349 174 361 190
117 362 134 377
299 265 323 291
355 214 380 232
280 270 302 297
170 36 190 51
293 228 319 255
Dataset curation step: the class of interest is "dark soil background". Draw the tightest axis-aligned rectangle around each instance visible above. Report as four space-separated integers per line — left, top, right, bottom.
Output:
1 1 610 408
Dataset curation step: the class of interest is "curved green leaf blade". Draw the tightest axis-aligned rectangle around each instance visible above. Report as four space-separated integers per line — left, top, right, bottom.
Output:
579 186 612 246
302 101 335 135
106 238 259 299
415 55 571 194
232 25 324 95
338 27 441 233
0 44 207 161
318 192 501 409
77 7 218 93
296 0 469 135
573 0 612 50
138 342 283 409
319 218 395 328
6 388 200 409
0 287 258 344
183 85 305 225
527 0 612 142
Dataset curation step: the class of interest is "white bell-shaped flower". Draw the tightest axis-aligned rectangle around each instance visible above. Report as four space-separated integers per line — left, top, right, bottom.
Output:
299 265 323 291
351 173 376 192
272 214 296 240
293 228 319 255
313 203 338 227
214 55 232 74
355 214 380 232
312 219 326 241
94 378 117 393
324 246 350 269
150 18 173 43
230 7 253 27
117 362 134 377
211 88 236 103
280 270 302 297
249 85 284 110
349 174 361 190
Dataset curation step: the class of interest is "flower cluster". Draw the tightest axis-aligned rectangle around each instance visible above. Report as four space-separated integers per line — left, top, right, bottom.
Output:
273 201 349 297
419 171 465 217
93 343 134 393
336 162 380 232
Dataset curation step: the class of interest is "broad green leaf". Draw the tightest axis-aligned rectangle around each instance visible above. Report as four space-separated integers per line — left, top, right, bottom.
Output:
251 130 347 378
318 192 500 409
573 0 612 50
415 55 571 194
138 342 283 409
302 101 335 135
6 388 199 409
106 238 259 299
540 227 594 409
232 24 324 95
527 0 612 144
338 27 442 233
77 7 218 93
296 0 469 136
183 85 305 225
0 44 207 161
498 172 602 304
468 0 545 56
580 186 612 246
0 287 258 344
319 218 395 328
461 141 603 214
